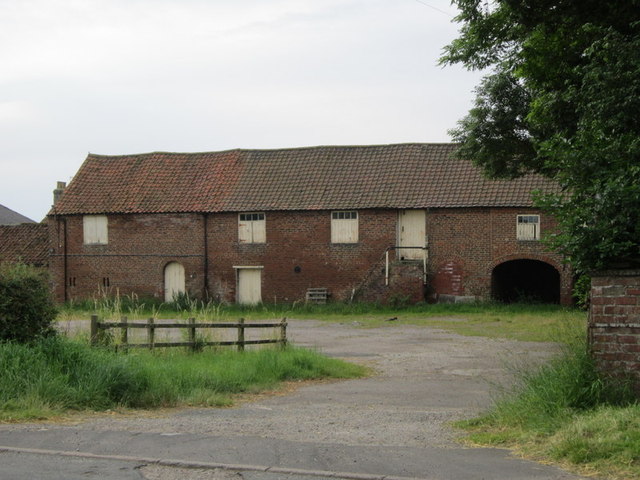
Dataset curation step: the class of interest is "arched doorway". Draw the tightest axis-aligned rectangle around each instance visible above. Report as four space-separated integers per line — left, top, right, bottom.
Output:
164 262 185 302
491 259 560 304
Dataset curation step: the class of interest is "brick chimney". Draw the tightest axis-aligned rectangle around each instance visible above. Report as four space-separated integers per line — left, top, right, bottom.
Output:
53 181 66 205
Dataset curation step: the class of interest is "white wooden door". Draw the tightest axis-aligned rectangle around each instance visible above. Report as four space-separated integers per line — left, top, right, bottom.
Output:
237 268 262 305
164 262 185 302
398 210 426 260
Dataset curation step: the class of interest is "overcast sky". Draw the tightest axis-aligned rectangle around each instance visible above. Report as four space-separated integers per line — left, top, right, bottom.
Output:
1 0 482 222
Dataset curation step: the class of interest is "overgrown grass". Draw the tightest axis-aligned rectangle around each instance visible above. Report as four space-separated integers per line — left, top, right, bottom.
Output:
0 337 366 422
59 295 586 343
457 322 639 480
61 293 575 319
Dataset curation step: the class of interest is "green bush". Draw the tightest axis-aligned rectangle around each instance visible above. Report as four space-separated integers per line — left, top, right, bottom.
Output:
572 273 591 310
0 263 57 342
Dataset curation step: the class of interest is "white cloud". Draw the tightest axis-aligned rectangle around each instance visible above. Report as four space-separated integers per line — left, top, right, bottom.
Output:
0 101 40 125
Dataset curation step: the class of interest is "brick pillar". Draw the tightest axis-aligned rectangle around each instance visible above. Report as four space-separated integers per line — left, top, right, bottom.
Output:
589 269 640 396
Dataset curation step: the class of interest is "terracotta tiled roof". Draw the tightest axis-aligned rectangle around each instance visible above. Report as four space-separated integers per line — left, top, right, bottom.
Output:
0 223 50 266
49 144 560 215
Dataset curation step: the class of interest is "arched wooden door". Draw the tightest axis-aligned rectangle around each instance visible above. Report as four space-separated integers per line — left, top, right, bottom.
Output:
164 262 185 302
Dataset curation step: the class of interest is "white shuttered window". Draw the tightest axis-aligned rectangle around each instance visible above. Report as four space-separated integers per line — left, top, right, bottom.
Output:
331 211 358 243
83 215 108 244
517 215 540 240
238 213 266 243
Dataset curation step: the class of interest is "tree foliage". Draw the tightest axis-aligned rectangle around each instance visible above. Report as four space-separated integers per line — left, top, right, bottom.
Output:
441 1 640 272
0 263 57 343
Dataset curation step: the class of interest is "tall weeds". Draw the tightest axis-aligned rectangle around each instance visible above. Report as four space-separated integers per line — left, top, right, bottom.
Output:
458 323 639 479
492 340 634 434
460 319 637 447
0 337 365 420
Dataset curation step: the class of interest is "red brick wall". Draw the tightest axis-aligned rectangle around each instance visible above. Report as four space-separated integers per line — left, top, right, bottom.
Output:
48 214 207 302
589 270 640 395
428 207 572 304
208 210 397 303
48 207 571 304
49 210 398 303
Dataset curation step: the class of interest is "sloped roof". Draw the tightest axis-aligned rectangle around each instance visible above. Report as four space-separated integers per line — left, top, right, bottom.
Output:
0 204 35 225
50 143 560 215
0 223 50 266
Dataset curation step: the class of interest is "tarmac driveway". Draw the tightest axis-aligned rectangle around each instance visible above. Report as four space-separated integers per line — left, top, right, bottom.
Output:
0 319 587 480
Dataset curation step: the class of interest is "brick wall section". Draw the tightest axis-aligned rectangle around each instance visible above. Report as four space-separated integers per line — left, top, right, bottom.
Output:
209 210 398 303
353 260 425 304
48 214 207 302
49 210 399 303
48 207 571 304
589 270 640 395
428 207 571 304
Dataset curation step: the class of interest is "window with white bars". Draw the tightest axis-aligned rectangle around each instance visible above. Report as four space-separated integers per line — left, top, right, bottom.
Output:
517 215 540 240
331 211 358 243
83 215 108 244
238 213 266 243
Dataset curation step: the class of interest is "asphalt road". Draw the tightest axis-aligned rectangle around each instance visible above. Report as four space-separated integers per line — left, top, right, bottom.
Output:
0 319 588 480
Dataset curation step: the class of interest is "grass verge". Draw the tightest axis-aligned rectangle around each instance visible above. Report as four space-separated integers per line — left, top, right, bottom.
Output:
457 323 639 480
59 299 586 343
0 337 366 422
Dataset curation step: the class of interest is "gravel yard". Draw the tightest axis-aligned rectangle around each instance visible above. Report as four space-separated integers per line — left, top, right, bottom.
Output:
68 319 558 448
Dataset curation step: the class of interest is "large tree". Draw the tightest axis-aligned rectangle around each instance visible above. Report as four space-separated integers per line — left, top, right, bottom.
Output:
441 0 640 273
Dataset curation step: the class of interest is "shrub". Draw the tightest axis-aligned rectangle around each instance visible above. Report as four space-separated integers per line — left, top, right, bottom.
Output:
572 273 591 309
0 263 57 342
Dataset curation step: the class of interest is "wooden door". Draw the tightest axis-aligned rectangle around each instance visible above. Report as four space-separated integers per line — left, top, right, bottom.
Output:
398 210 426 260
164 262 185 302
237 268 262 305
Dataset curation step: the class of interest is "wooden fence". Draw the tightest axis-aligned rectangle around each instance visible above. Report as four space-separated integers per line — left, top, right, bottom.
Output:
90 315 287 352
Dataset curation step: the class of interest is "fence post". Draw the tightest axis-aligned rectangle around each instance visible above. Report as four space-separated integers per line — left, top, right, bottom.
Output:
120 316 128 349
237 318 245 352
148 317 155 350
90 315 99 346
280 317 287 349
188 317 196 351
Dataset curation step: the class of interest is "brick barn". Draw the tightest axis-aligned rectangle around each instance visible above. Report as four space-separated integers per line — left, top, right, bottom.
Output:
47 143 572 305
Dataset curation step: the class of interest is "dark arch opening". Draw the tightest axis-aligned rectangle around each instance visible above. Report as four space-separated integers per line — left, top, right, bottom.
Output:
491 260 560 304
